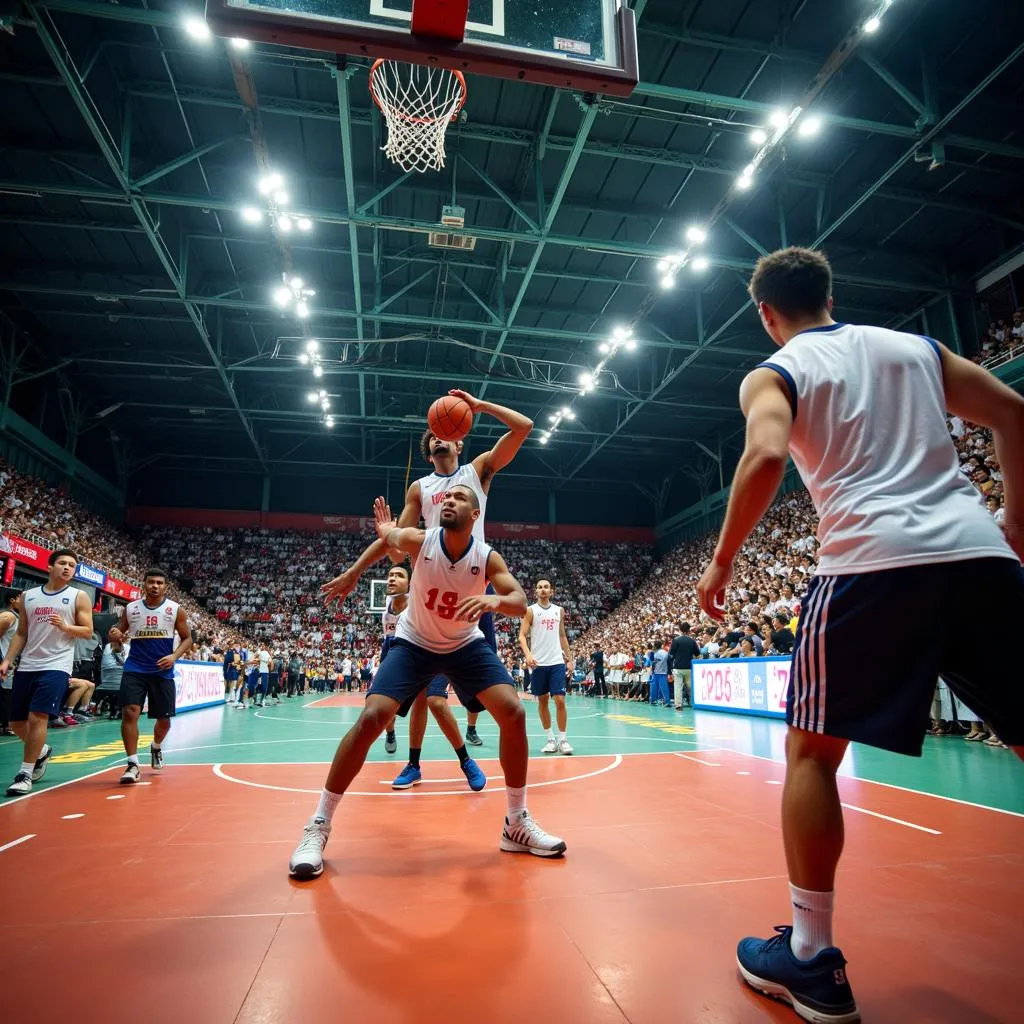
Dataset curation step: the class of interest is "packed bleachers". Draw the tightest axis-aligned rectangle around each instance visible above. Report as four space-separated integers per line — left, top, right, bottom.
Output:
973 309 1024 367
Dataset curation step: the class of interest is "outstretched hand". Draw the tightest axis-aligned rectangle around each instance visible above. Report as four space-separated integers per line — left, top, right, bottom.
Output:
373 496 397 543
448 389 484 413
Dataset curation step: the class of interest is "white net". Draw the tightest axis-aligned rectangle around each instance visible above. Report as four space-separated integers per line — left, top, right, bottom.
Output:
369 60 467 174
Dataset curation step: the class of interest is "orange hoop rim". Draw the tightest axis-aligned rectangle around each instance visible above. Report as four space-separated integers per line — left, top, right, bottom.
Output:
369 58 467 126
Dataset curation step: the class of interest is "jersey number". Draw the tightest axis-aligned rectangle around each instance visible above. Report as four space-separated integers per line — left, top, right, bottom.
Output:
424 588 458 620
146 615 158 627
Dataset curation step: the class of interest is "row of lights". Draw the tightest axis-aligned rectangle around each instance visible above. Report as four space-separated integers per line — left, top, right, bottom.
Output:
273 274 316 319
241 171 315 234
539 327 637 445
182 14 248 50
306 387 335 429
657 224 710 290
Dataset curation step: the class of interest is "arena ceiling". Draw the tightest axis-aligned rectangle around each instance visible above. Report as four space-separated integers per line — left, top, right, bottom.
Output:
1 0 1023 520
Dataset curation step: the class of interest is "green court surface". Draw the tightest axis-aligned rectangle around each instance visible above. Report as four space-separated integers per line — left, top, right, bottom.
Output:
2 696 1021 813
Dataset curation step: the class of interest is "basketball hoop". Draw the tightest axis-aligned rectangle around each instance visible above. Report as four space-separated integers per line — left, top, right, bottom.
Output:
369 59 467 174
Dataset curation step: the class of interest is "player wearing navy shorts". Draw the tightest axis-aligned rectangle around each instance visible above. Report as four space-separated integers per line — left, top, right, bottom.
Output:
289 486 566 879
1 549 93 797
110 568 192 783
322 389 533 759
378 563 408 755
518 579 573 755
698 247 1024 1023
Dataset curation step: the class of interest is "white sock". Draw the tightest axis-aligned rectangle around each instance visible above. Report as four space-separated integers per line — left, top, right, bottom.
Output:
127 754 140 766
151 742 161 751
558 731 567 741
545 728 555 740
506 785 527 818
20 761 33 776
39 744 50 760
789 884 834 960
314 788 342 824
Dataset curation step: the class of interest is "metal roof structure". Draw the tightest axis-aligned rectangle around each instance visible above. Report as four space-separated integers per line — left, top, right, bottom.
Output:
1 0 1022 524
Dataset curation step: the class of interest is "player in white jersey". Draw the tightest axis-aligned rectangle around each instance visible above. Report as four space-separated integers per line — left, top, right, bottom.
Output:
288 485 565 879
0 589 23 736
697 247 1024 1024
518 579 573 755
322 388 533 758
378 563 409 755
110 567 192 783
1 549 93 796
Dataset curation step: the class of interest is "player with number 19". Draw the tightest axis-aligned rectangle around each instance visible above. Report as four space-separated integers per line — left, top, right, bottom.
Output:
288 485 566 879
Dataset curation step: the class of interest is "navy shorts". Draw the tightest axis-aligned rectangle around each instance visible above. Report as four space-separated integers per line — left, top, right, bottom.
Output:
788 557 1024 755
368 638 514 716
479 584 497 652
224 667 237 683
530 663 567 697
427 675 450 699
10 670 70 720
120 671 177 719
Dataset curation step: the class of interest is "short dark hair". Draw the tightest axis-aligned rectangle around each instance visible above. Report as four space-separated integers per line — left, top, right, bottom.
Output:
679 622 691 634
419 427 435 463
144 567 167 581
0 587 23 606
449 484 479 510
48 548 77 567
748 246 832 319
773 611 790 626
388 564 409 578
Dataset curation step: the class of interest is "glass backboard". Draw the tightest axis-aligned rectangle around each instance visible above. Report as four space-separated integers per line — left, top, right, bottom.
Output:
207 0 638 95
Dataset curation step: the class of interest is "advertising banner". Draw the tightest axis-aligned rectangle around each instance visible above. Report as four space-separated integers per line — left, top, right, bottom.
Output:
5 533 50 572
174 660 226 713
105 577 142 601
692 657 789 719
74 562 107 588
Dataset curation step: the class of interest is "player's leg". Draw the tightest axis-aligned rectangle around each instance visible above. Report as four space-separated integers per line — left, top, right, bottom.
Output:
425 678 486 791
145 675 176 773
6 671 65 795
118 672 149 784
395 688 430 788
537 694 555 753
382 712 398 754
466 597 498 746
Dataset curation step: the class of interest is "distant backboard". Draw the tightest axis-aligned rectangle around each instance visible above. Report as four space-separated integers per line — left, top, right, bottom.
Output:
207 0 639 96
369 578 388 613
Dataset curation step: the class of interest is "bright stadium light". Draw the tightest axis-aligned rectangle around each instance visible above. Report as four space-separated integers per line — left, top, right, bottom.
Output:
296 217 313 232
750 128 768 146
599 342 611 354
325 417 334 428
692 256 710 272
229 37 250 50
798 115 823 138
182 15 212 42
240 206 262 224
274 190 289 206
306 339 319 353
685 225 707 244
273 286 291 307
562 408 575 419
277 214 293 232
295 300 310 319
660 275 676 290
769 109 789 129
257 171 283 196
313 364 323 378
737 168 755 190
307 391 318 402
864 15 881 33
298 353 309 365
624 339 637 352
539 434 549 445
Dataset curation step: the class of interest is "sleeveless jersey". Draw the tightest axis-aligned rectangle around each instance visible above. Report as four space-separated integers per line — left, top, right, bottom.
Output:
528 602 565 666
760 323 1016 575
19 585 77 673
123 598 180 679
382 595 404 639
397 528 492 653
417 463 487 542
0 612 18 660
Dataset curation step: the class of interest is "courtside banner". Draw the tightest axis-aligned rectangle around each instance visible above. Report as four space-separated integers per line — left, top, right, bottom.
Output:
174 660 226 712
692 657 789 719
5 532 50 571
105 577 141 601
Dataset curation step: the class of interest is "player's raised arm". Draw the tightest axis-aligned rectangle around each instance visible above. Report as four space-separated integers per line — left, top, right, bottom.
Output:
373 497 425 558
320 482 423 605
456 550 527 622
449 389 533 485
937 342 1024 559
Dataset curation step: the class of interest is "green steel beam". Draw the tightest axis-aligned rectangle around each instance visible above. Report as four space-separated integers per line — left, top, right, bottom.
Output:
457 154 539 232
25 2 268 473
369 267 436 313
638 21 823 66
132 137 241 189
479 102 600 400
858 54 927 119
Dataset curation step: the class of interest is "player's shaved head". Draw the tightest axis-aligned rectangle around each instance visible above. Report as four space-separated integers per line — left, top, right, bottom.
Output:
449 484 479 509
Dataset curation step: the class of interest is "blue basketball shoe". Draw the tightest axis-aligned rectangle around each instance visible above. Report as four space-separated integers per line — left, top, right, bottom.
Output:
736 926 859 1023
460 757 486 792
391 763 422 789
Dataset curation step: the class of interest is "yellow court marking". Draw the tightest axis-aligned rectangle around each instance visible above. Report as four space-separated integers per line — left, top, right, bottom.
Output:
603 713 696 736
50 735 154 764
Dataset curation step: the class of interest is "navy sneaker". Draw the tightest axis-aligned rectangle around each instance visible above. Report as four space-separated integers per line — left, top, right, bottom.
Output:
461 757 486 792
391 763 422 790
737 926 859 1023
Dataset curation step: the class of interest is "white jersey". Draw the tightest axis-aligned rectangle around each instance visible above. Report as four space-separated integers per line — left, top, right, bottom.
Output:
417 464 487 542
528 602 565 666
19 585 78 673
761 322 1016 575
381 595 404 639
0 612 18 660
397 528 492 653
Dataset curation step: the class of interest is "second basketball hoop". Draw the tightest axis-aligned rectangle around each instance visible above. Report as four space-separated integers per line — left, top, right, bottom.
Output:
369 59 467 173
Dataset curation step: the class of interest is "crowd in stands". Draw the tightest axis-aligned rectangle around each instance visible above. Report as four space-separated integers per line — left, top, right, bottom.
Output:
974 309 1024 367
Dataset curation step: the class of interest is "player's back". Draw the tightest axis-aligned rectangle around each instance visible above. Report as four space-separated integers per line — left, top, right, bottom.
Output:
762 322 1012 574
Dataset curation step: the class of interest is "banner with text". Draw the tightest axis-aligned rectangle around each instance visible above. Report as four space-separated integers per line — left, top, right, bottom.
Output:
692 657 789 719
3 532 140 602
174 660 226 713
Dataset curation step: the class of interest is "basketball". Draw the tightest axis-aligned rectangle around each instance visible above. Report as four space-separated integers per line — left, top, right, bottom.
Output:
427 395 473 441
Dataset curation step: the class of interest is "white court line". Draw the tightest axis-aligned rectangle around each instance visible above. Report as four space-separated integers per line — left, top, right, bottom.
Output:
0 765 121 809
721 747 1024 819
213 754 622 797
0 833 35 854
253 709 606 725
672 752 722 767
840 801 941 835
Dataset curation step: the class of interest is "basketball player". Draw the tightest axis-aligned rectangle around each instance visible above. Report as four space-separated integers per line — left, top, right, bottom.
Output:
110 568 192 783
0 589 22 736
1 550 93 797
322 388 533 757
289 487 564 879
696 247 1024 1023
518 579 573 754
378 562 409 754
